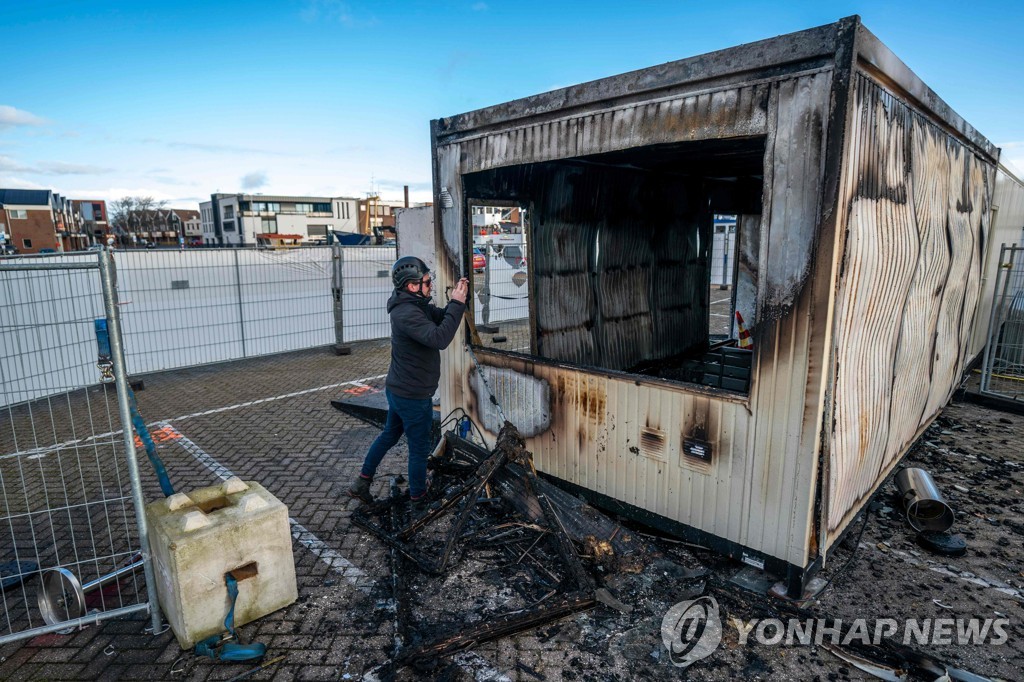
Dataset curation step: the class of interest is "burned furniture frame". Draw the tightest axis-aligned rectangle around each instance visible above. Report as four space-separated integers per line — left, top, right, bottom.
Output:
353 424 600 668
430 16 1002 598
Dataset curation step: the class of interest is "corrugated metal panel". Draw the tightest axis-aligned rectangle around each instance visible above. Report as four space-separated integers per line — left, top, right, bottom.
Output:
827 73 995 540
456 81 774 175
438 69 835 568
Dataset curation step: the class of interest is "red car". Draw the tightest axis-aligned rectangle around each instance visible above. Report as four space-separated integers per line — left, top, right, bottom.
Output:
473 249 486 272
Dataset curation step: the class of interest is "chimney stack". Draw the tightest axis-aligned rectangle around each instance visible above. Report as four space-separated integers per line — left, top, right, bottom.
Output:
403 185 409 208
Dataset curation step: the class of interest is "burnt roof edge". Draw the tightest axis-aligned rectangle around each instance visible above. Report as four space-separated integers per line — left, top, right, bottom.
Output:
433 17 855 138
853 24 998 162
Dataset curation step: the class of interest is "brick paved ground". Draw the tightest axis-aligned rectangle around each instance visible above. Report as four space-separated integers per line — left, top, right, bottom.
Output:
1 341 399 681
2 339 1022 681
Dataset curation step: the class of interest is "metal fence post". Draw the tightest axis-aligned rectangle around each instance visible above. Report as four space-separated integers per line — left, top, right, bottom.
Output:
981 244 1008 394
234 248 248 358
97 250 163 635
478 244 498 334
332 244 351 355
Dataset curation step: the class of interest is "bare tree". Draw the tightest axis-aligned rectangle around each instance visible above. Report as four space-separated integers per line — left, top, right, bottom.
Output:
108 196 168 245
109 197 137 235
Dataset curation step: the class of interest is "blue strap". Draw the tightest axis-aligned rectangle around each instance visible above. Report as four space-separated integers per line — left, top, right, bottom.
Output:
129 391 175 497
194 574 266 662
94 319 175 497
224 574 239 636
216 574 266 662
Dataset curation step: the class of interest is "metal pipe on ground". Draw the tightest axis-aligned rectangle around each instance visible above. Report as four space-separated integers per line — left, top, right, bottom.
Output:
894 468 955 532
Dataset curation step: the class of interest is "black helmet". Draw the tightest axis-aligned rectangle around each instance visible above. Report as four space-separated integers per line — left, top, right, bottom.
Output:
391 256 429 289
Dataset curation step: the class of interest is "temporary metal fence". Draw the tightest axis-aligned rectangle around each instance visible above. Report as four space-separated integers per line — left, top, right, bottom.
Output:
0 244 400 644
981 244 1024 400
710 222 736 288
0 252 159 644
1 246 397 410
473 243 531 353
332 244 396 345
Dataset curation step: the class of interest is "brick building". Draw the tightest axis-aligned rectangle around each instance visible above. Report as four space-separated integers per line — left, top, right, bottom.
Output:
0 189 63 254
72 199 109 243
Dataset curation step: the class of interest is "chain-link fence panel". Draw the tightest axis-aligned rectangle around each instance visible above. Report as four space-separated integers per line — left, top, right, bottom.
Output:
0 252 158 644
981 244 1024 401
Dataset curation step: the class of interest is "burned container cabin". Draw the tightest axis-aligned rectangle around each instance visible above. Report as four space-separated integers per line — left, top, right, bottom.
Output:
429 16 1010 594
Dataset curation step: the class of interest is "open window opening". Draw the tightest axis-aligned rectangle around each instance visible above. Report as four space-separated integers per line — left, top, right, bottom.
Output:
463 137 763 395
467 200 532 352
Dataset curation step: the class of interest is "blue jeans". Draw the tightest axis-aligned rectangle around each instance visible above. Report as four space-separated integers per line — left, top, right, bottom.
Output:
359 389 433 498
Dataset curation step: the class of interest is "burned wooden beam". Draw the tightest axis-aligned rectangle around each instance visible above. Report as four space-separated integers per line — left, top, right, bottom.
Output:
396 591 596 666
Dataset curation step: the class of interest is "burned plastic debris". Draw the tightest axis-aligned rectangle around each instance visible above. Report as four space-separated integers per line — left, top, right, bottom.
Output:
353 422 649 670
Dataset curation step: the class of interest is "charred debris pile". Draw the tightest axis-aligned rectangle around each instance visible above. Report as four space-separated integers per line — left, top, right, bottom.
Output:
346 419 1008 680
352 422 675 675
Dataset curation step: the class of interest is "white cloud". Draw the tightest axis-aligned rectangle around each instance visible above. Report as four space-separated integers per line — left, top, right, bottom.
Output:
0 175 47 190
0 155 25 172
37 161 113 175
241 171 268 190
64 187 180 203
0 154 111 175
376 178 432 193
1002 155 1024 179
0 105 46 130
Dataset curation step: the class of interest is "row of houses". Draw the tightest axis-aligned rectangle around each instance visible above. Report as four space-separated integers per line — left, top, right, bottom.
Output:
0 188 425 254
0 190 107 254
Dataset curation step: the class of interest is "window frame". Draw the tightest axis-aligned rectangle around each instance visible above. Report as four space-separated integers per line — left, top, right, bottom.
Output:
464 197 538 356
461 184 755 404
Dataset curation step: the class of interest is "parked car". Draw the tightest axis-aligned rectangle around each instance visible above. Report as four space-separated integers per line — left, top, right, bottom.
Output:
473 248 486 272
502 245 527 269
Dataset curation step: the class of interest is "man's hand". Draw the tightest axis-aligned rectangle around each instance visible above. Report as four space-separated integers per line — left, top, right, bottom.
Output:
451 277 469 304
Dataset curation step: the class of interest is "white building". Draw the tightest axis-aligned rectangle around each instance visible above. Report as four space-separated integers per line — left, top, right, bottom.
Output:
199 193 360 246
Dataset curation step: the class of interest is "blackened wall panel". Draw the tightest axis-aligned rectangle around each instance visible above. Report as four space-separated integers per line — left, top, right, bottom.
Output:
827 73 996 540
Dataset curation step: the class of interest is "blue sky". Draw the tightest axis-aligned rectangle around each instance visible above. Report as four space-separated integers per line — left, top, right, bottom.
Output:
1 1 1022 208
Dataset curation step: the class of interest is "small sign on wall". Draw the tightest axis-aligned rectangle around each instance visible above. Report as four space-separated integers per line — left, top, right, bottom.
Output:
683 437 713 464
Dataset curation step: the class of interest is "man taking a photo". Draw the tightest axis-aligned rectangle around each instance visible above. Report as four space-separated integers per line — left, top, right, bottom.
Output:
348 256 469 511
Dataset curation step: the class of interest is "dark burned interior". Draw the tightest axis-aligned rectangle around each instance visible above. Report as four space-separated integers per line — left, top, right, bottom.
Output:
464 137 765 394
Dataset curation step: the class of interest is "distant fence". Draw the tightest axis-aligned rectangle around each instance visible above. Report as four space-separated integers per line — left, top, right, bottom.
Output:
473 243 530 326
981 244 1024 401
0 246 395 409
710 224 736 287
334 245 396 343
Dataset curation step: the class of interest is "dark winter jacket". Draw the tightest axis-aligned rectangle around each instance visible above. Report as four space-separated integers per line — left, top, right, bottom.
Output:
385 289 466 399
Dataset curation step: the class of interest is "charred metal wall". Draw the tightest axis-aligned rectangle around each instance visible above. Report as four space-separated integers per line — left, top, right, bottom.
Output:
435 66 837 570
826 72 996 542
